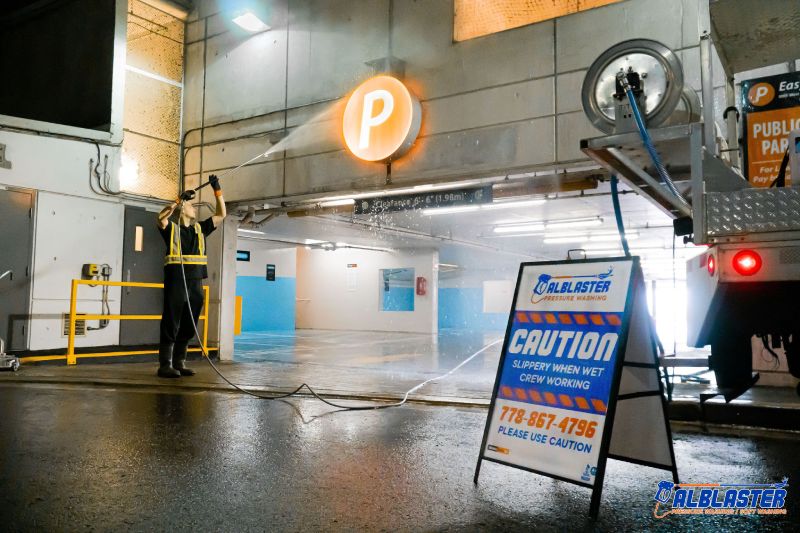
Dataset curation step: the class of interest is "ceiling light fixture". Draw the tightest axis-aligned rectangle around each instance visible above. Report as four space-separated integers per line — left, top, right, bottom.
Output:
493 216 602 234
493 223 546 234
543 231 639 244
237 229 264 234
545 218 603 229
320 199 355 207
232 11 270 32
481 198 547 211
421 205 482 216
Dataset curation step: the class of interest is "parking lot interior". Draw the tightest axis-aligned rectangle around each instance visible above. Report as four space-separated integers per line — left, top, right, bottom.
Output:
1 0 799 530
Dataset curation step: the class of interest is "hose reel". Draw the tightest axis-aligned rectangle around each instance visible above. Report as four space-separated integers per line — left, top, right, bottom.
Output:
582 39 697 134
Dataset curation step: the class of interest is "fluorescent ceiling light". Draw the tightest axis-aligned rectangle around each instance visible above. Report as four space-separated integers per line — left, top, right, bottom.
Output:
545 218 602 229
488 232 548 238
493 223 546 234
493 216 602 234
335 242 348 247
232 11 270 32
237 229 264 234
422 205 481 216
543 232 639 244
304 239 325 245
587 233 639 243
320 199 355 207
482 199 546 210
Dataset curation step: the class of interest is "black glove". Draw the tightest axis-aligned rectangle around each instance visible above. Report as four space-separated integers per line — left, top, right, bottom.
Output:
209 174 221 192
180 190 196 202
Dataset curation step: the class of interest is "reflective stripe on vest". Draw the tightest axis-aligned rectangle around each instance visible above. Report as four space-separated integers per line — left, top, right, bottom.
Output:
165 222 207 266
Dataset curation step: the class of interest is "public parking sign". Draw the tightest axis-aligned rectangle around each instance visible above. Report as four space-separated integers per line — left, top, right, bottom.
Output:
741 72 800 187
474 257 678 518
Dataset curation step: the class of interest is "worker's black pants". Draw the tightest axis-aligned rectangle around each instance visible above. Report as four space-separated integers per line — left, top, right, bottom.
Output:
160 277 204 345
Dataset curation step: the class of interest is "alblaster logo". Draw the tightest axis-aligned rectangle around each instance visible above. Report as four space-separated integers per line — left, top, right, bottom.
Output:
653 478 788 518
581 464 597 482
531 267 614 304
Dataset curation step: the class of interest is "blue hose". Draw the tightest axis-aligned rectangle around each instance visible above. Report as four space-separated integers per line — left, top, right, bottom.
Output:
625 87 690 209
610 175 631 257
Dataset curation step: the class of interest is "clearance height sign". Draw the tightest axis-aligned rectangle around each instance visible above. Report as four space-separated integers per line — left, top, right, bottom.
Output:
741 72 800 187
475 257 678 518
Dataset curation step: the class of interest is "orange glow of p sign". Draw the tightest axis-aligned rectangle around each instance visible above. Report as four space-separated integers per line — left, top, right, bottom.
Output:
343 75 422 162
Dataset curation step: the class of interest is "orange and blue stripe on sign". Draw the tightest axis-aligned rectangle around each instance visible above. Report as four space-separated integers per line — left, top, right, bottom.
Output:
515 311 622 327
497 309 624 415
498 385 608 415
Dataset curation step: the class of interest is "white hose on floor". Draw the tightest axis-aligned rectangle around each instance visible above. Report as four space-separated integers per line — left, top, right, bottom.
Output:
175 203 502 409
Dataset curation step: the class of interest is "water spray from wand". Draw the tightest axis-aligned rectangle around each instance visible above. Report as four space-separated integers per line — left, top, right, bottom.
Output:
189 149 274 195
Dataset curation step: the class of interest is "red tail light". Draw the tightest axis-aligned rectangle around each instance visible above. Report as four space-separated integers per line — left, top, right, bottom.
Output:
707 254 716 276
732 250 762 276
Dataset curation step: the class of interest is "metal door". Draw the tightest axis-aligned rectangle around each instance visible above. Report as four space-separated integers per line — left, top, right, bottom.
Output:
0 188 33 351
119 206 164 346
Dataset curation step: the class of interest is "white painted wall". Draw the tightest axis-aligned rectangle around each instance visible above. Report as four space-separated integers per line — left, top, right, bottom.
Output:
29 192 124 350
0 131 122 199
296 247 438 334
205 218 237 360
235 241 297 278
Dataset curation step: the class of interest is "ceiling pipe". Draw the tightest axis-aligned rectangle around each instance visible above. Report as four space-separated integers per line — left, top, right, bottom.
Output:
228 161 605 211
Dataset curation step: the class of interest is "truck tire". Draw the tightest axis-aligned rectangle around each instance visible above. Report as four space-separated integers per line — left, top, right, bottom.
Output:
710 333 753 389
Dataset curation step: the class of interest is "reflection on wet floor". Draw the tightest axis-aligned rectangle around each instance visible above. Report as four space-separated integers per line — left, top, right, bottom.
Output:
234 329 505 378
2 383 797 531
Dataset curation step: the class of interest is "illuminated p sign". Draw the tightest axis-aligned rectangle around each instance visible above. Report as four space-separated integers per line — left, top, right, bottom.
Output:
343 75 421 162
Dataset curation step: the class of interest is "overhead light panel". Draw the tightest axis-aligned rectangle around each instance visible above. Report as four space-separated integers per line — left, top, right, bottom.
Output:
237 228 264 234
493 216 601 234
232 11 270 32
493 223 546 234
422 205 482 216
545 217 602 229
543 231 639 244
320 199 355 207
482 199 547 211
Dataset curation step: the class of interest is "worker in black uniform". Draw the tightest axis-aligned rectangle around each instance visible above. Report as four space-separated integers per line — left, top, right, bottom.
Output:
155 175 226 378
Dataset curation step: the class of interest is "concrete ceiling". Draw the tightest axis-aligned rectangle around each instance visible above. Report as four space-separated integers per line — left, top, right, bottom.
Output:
238 180 705 281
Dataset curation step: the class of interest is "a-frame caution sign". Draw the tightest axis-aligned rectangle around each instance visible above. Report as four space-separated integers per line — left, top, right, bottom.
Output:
474 257 678 518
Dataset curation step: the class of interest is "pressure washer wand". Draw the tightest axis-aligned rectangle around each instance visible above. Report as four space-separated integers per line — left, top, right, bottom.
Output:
190 150 271 194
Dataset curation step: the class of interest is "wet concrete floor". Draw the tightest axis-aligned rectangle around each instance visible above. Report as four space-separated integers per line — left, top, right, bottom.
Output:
1 382 797 531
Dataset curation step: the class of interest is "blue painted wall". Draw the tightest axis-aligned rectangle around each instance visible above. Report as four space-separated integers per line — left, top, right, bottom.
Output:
236 276 296 331
382 287 414 311
438 287 507 331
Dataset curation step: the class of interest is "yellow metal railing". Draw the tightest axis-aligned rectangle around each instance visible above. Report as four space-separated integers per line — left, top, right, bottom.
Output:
20 279 215 365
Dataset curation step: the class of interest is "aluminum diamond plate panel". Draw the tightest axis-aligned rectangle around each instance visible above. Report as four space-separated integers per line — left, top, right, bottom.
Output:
706 188 800 236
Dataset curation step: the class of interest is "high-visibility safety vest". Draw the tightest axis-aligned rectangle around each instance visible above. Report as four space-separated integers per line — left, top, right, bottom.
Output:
164 222 207 266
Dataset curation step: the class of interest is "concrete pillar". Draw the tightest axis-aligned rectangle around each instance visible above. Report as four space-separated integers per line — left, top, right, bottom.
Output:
206 217 237 360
